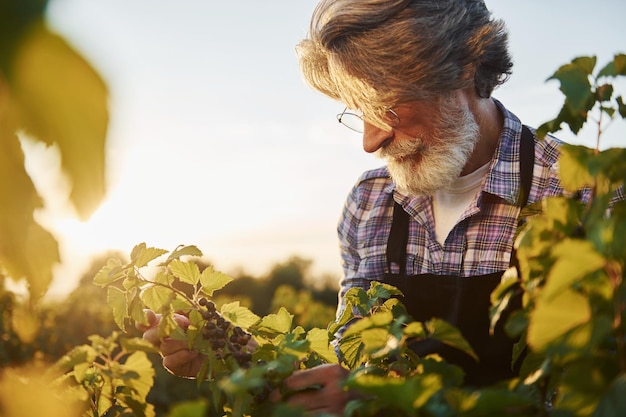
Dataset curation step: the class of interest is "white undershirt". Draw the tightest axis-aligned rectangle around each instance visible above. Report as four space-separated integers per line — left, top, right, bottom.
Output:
432 162 491 246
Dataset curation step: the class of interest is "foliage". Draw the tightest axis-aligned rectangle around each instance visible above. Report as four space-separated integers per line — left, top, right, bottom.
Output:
491 53 626 416
91 243 337 416
49 331 158 417
0 0 108 344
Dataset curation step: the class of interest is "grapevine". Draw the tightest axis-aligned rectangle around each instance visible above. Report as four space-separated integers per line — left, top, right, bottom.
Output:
92 243 337 416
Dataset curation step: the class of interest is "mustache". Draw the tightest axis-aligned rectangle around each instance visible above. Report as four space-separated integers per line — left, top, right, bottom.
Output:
377 136 427 160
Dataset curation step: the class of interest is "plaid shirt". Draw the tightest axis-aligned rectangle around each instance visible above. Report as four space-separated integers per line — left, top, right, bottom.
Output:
336 100 584 317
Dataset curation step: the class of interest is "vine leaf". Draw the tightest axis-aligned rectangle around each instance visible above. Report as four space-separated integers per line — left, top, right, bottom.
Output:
107 286 128 331
426 318 478 361
220 301 260 328
306 328 338 364
200 265 234 296
131 243 168 268
257 307 294 334
528 288 590 351
169 260 201 286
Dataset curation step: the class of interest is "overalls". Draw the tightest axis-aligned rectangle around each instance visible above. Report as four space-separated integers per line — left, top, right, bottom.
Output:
383 126 534 387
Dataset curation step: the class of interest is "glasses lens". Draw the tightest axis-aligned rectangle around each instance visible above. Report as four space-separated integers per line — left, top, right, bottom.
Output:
385 109 401 127
337 112 364 133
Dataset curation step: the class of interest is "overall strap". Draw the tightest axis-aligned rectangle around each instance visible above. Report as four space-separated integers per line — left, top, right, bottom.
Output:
386 125 536 273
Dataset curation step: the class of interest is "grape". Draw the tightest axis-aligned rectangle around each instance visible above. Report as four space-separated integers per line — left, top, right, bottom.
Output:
198 297 254 368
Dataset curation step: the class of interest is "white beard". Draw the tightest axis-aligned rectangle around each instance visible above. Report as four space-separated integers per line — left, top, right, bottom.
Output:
377 96 480 196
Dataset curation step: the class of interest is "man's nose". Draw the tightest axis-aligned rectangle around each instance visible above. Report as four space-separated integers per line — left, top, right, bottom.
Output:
362 121 393 153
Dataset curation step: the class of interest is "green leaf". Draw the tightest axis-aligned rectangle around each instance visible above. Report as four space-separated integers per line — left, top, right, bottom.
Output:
367 281 403 300
93 258 125 287
167 400 209 417
165 245 203 263
120 337 160 354
617 96 626 118
140 286 173 312
597 53 626 77
559 145 596 191
594 374 626 417
11 23 108 219
344 287 370 315
426 318 478 361
0 131 59 298
131 243 168 268
596 84 614 102
342 311 393 338
446 387 535 416
548 57 595 114
543 240 606 300
107 286 128 331
220 301 260 328
257 307 293 334
169 259 200 286
360 328 390 354
120 351 156 403
199 265 233 296
345 373 442 413
528 288 590 351
403 322 426 338
339 333 365 369
306 328 338 364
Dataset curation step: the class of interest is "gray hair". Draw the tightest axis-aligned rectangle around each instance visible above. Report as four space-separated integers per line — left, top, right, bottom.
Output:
296 0 513 128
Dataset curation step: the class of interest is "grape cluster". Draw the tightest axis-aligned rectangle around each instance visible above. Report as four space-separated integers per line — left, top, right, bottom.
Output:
199 297 253 367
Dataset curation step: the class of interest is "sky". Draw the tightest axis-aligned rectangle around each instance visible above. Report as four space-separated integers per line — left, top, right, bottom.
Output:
27 0 625 298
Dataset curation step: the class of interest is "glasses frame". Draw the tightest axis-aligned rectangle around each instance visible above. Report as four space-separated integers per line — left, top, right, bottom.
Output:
336 107 401 133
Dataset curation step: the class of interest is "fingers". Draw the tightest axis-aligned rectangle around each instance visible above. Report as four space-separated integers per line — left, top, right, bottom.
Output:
275 364 351 416
136 309 160 332
162 348 204 378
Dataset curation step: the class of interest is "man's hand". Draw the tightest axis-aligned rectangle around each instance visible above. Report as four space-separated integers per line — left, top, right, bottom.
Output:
137 309 205 378
272 363 353 416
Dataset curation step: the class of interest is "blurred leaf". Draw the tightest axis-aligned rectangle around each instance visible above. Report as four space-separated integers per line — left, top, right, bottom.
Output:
594 374 626 417
528 288 590 351
120 337 160 354
0 364 82 417
543 240 605 300
169 259 200 286
559 145 596 191
596 84 614 102
597 53 626 77
166 400 209 417
447 387 536 416
0 129 58 297
617 96 626 118
10 303 39 343
107 286 128 331
11 22 108 219
426 318 477 361
345 373 442 413
120 351 156 404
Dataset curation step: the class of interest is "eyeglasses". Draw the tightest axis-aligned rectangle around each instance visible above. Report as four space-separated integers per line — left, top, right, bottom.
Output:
336 107 401 133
